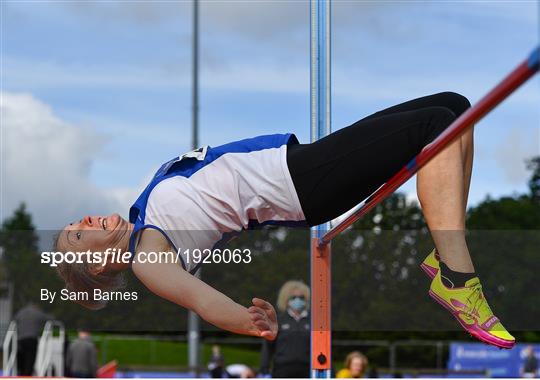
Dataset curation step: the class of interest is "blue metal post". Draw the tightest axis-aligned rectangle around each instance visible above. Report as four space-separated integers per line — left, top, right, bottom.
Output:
310 0 332 378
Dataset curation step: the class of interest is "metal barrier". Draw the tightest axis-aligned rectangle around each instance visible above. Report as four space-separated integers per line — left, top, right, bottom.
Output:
2 321 17 376
34 320 65 377
0 282 14 345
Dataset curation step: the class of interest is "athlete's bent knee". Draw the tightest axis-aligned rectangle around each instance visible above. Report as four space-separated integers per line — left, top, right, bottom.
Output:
424 106 456 144
439 91 471 116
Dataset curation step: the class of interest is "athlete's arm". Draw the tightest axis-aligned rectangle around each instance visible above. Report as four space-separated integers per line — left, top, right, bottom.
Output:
131 229 277 340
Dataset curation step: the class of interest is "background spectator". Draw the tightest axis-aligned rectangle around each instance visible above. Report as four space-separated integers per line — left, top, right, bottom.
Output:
522 345 538 378
336 351 368 378
208 344 225 378
14 302 52 375
65 329 98 378
225 363 256 378
260 280 310 378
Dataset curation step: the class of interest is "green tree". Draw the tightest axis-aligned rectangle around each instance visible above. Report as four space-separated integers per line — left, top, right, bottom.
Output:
526 156 540 202
0 203 43 309
468 156 540 229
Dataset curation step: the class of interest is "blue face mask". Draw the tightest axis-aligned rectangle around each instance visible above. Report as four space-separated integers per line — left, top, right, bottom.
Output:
288 296 306 311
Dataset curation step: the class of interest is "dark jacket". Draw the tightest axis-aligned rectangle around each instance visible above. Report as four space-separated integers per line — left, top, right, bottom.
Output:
524 354 538 374
260 309 310 374
66 336 98 377
13 304 51 340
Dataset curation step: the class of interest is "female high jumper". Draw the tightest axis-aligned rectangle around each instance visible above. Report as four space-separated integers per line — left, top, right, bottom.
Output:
55 92 515 349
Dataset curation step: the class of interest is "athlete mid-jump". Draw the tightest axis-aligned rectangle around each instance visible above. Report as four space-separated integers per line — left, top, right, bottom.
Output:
55 92 515 349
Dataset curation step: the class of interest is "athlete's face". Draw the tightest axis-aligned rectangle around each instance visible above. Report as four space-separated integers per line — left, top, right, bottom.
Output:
58 213 131 257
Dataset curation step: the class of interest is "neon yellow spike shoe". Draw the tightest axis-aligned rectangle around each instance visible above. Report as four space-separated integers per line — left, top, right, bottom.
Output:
429 271 515 349
420 248 440 279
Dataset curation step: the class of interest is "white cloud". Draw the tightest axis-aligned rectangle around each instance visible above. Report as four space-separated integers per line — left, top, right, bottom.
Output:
63 2 189 26
2 55 308 95
2 57 189 90
0 92 141 229
494 126 540 184
7 53 539 107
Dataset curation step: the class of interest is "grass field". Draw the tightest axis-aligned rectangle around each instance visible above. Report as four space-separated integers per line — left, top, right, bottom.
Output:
91 335 261 370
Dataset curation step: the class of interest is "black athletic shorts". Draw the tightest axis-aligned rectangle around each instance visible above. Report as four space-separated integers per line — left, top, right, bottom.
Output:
286 92 471 226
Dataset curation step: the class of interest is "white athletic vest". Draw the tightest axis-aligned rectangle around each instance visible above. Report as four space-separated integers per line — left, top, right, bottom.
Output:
129 134 306 273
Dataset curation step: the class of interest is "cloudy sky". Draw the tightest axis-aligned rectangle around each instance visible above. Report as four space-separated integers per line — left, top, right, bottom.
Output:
1 1 539 229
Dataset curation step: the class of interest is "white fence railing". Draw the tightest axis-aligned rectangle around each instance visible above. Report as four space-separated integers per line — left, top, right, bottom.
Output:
2 321 17 376
34 320 64 377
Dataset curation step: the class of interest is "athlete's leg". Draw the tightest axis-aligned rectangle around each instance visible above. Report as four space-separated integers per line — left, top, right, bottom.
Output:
366 91 475 215
360 92 470 122
288 93 514 348
461 128 474 210
367 92 475 213
365 92 475 215
288 92 475 272
287 105 459 225
417 130 474 272
419 124 515 349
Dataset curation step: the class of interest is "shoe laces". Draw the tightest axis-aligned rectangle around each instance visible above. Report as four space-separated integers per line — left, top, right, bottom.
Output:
465 282 490 319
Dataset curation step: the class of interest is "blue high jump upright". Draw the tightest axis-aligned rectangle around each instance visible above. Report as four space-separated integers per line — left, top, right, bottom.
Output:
310 0 332 378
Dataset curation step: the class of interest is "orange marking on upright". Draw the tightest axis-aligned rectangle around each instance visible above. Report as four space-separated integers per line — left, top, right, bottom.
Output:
311 237 331 370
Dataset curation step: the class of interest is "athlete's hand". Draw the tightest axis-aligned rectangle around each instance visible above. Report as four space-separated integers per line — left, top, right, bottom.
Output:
248 298 278 341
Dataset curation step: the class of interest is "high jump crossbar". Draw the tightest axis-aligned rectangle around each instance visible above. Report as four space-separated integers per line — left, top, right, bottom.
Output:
309 0 539 376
